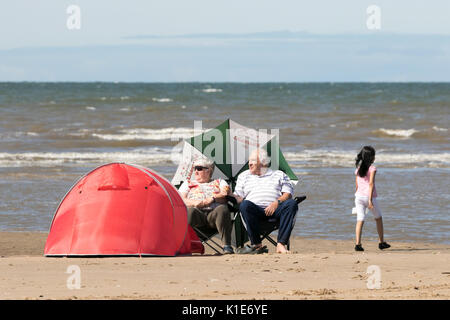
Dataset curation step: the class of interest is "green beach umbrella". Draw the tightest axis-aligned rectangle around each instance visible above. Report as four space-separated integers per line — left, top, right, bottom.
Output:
172 119 298 190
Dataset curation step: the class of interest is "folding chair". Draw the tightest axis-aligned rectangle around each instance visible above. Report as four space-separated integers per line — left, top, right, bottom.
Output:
240 195 307 250
191 196 240 255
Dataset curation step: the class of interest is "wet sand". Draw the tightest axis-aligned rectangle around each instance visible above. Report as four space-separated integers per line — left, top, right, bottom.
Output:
0 232 449 300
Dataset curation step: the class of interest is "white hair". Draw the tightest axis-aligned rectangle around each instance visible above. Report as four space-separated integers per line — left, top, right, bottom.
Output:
193 157 215 173
249 148 271 166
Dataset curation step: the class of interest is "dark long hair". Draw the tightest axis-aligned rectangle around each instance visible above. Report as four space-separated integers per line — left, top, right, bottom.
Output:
355 146 375 177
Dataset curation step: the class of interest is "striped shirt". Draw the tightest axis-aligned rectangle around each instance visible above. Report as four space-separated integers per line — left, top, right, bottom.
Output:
234 169 294 208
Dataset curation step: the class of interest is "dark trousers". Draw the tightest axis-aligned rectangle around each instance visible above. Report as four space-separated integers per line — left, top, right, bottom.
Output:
240 199 298 246
187 204 232 246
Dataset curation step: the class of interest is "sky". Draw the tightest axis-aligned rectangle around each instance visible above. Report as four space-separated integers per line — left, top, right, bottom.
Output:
0 0 449 81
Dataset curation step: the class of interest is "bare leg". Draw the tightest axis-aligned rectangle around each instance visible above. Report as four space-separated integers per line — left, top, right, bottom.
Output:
355 221 364 245
375 217 384 243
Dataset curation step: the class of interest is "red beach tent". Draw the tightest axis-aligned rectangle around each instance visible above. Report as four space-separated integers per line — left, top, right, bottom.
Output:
44 163 204 256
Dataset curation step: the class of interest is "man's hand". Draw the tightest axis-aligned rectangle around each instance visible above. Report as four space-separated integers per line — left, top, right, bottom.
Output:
264 201 279 216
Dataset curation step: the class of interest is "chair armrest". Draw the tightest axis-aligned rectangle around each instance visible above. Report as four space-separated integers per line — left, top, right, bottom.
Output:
225 195 240 212
294 195 307 204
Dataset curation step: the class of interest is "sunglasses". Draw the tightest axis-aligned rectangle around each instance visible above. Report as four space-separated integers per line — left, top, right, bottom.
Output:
194 166 209 172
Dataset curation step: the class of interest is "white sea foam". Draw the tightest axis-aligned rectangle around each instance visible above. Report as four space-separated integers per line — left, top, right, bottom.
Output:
284 150 450 168
152 98 173 102
92 127 206 141
85 106 96 111
202 88 223 93
1 148 448 169
0 149 175 168
432 126 448 132
377 128 419 138
0 131 39 140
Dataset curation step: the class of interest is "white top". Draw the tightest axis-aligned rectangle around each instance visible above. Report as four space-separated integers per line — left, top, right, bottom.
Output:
179 178 229 210
234 169 294 208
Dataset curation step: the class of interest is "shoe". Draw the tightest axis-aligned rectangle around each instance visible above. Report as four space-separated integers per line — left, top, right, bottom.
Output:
379 242 391 250
256 246 269 254
223 245 234 255
237 244 268 254
355 244 364 251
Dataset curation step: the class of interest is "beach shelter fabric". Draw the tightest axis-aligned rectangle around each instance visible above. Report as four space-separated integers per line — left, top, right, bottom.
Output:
172 119 298 189
44 163 204 256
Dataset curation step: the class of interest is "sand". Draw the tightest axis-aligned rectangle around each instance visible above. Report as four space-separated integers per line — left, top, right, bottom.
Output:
0 232 448 300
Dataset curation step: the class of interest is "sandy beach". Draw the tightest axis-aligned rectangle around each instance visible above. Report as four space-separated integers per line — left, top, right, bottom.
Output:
0 231 448 300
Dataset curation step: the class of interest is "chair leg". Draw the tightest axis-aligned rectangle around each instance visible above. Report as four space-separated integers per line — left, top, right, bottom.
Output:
202 239 223 255
193 227 223 255
260 230 278 247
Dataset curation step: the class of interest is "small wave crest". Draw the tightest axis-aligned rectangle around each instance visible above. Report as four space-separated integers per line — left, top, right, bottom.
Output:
0 148 175 168
92 127 206 141
284 150 450 168
432 126 448 132
0 131 40 141
152 98 173 102
202 88 223 93
375 128 419 138
1 148 448 169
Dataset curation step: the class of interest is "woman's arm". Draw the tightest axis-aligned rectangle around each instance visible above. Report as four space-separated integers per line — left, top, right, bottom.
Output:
355 175 358 193
368 170 376 209
181 193 201 207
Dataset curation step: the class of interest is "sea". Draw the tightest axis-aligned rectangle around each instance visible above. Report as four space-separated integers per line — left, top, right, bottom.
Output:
0 82 449 244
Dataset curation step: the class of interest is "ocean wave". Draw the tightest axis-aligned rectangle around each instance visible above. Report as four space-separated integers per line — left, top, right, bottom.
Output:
375 128 419 138
1 149 448 169
152 98 173 102
0 131 40 140
0 149 176 168
284 150 450 168
92 127 206 141
202 88 223 93
432 126 448 132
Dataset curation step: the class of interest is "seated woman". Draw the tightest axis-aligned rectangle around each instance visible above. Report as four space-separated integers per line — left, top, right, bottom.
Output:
178 158 234 254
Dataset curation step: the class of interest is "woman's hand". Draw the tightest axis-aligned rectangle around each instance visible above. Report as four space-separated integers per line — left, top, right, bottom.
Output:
200 197 215 207
368 200 374 210
191 200 203 208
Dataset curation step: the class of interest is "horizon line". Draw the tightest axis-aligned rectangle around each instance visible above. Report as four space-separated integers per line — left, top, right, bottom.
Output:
2 81 450 84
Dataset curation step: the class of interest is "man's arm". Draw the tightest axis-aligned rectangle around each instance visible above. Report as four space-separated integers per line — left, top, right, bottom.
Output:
232 173 247 204
265 172 294 216
264 192 291 216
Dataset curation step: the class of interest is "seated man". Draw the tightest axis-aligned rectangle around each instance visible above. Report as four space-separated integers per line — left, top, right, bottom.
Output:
233 149 298 254
179 158 234 254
